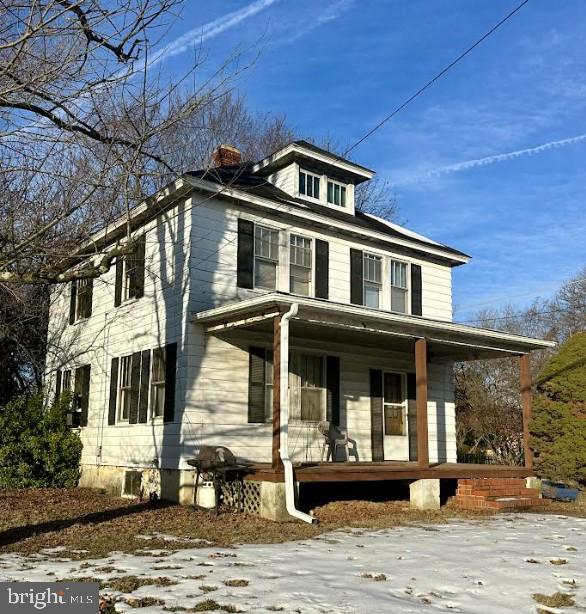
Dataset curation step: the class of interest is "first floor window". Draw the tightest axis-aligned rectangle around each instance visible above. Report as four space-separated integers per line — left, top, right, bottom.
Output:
327 180 347 207
383 372 405 436
390 260 408 313
118 355 133 421
254 225 279 289
290 352 325 422
363 253 382 308
299 169 320 199
289 234 312 295
151 348 166 418
62 369 72 392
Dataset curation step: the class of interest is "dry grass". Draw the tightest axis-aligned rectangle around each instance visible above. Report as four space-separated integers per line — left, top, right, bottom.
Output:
0 487 584 560
532 592 575 607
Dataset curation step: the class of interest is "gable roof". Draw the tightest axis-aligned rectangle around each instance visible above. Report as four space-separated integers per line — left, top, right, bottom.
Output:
186 164 470 262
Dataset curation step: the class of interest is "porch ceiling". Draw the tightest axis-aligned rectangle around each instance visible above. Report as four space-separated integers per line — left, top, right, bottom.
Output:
193 293 555 361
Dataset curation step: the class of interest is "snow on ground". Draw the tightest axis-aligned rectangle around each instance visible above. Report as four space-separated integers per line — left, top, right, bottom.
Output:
1 514 585 613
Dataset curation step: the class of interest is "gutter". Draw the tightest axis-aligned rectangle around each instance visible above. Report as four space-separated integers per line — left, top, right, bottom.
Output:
279 303 316 524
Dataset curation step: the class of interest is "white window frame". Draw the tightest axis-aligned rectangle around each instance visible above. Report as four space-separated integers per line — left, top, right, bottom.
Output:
289 233 313 296
390 258 409 314
327 179 347 208
298 168 321 201
383 371 407 436
289 351 326 423
253 224 280 290
118 355 133 423
363 252 382 309
150 347 166 420
62 369 72 392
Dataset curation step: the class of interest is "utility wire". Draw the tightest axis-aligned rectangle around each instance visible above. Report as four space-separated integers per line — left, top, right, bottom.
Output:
342 0 531 157
461 306 583 325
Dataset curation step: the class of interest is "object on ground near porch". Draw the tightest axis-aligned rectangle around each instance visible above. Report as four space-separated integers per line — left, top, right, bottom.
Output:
318 421 350 461
541 480 580 502
452 478 543 511
187 446 251 515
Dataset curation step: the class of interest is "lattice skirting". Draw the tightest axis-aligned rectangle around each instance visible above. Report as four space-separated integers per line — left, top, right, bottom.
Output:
220 480 262 515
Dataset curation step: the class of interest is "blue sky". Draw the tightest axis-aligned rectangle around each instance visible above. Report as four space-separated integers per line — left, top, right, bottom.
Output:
152 0 586 321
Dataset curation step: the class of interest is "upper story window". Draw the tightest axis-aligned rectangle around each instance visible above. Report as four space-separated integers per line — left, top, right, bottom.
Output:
327 180 346 207
363 253 382 309
70 278 92 324
289 234 312 296
299 169 320 200
254 225 279 289
390 260 408 313
115 234 146 306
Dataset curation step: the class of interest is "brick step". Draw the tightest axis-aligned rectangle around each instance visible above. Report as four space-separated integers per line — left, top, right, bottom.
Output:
452 494 544 511
458 478 527 487
457 487 540 498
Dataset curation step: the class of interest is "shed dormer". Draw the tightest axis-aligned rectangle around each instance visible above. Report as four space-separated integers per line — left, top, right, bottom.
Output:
251 140 374 216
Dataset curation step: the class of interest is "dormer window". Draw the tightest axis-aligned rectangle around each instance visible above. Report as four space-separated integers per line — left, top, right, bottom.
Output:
327 180 346 207
299 169 320 200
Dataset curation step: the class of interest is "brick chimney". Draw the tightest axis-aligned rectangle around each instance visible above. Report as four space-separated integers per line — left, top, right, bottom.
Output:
212 144 242 167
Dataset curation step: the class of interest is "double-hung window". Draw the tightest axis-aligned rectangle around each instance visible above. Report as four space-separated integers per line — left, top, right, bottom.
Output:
62 369 72 392
327 180 346 207
383 372 405 436
151 348 166 419
363 253 382 308
289 353 325 422
75 278 92 320
299 169 320 200
254 225 279 290
118 355 133 422
390 260 408 313
289 234 312 296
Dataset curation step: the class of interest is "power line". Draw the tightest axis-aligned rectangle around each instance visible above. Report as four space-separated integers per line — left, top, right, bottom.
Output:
461 306 582 325
342 0 531 158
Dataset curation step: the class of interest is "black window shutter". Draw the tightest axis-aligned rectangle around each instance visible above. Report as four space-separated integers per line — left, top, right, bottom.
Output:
138 349 151 423
108 357 119 425
370 369 384 462
85 278 93 318
114 258 123 307
411 264 422 316
326 356 340 426
69 280 77 325
248 347 266 423
163 342 177 423
55 370 62 399
350 249 363 305
129 351 142 424
79 365 91 427
407 372 418 461
315 239 329 299
237 219 254 289
132 235 146 299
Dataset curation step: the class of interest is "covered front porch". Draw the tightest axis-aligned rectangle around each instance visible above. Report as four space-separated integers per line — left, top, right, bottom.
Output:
194 293 554 485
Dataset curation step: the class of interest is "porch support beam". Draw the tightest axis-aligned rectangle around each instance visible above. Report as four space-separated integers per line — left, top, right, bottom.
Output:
272 314 283 470
415 337 430 468
519 353 534 470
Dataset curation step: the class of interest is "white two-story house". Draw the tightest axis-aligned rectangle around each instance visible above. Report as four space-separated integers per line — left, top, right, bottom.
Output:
47 141 553 521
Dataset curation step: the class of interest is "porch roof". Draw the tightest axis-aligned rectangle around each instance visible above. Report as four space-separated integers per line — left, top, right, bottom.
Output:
193 293 555 360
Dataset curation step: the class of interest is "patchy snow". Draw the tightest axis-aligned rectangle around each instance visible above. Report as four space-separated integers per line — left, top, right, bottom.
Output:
1 514 585 613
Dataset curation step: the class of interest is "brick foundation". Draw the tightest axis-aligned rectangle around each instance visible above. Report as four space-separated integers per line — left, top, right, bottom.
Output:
452 478 543 511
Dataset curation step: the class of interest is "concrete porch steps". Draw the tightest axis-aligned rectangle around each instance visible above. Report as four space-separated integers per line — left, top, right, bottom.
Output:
452 478 543 511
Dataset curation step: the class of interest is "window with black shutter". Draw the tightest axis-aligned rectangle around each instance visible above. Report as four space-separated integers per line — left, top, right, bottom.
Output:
115 235 146 305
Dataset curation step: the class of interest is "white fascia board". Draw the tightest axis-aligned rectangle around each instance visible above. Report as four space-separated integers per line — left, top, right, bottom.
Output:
186 176 469 265
194 293 556 351
251 143 375 181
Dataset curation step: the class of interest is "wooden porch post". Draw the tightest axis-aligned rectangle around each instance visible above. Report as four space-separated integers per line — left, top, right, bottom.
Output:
415 337 430 467
519 353 534 470
272 314 283 470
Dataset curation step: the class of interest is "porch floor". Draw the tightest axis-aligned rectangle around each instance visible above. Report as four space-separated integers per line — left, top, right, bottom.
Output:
246 461 533 483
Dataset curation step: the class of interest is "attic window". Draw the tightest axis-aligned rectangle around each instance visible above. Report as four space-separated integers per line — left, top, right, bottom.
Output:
327 180 346 207
299 169 320 200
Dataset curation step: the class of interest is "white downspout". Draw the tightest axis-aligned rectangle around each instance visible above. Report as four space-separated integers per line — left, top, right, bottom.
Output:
279 303 316 524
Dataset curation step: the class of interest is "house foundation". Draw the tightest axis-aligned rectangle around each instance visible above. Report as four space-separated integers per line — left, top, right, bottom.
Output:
409 478 441 510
